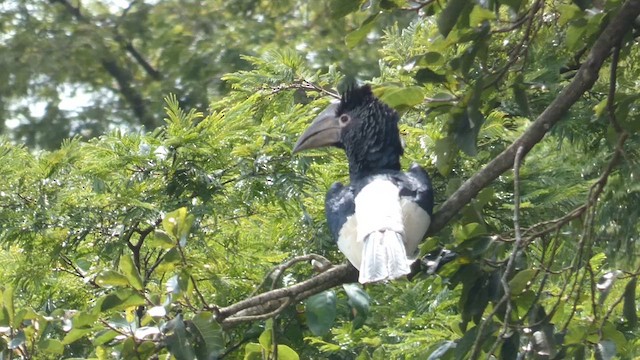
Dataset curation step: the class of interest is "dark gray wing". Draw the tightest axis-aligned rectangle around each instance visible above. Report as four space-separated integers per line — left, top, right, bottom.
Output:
325 182 355 242
396 163 434 215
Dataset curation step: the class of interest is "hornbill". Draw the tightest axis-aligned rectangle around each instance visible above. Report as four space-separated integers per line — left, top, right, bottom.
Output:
293 85 434 283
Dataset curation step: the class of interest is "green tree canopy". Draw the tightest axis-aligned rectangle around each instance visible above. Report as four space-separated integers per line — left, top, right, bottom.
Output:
1 0 640 359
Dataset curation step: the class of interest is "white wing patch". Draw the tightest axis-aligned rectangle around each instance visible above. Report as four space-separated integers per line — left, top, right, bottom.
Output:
400 198 430 260
337 215 361 269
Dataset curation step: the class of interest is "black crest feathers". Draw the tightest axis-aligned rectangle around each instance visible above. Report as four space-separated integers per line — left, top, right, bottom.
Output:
338 85 376 114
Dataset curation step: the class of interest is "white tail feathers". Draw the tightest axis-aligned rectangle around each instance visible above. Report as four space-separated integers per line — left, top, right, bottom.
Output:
358 230 411 283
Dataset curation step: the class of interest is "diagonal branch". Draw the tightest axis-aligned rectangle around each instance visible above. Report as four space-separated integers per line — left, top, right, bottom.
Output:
426 0 640 236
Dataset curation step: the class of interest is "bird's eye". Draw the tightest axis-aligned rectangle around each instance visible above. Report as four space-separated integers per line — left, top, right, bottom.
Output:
339 114 350 126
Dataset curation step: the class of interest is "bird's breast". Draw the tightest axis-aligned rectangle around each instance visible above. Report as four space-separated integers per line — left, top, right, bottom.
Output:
353 179 404 242
335 178 431 270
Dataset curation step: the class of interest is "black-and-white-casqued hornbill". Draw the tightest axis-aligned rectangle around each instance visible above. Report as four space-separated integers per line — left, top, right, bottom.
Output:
293 85 434 284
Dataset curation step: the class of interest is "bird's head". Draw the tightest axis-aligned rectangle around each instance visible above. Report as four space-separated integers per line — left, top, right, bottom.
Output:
293 85 403 179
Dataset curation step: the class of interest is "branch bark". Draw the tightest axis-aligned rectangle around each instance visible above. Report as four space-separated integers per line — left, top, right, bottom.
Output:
216 262 358 328
215 0 640 328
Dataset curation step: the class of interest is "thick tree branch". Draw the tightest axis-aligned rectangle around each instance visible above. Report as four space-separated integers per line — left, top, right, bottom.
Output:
216 262 357 328
114 2 163 80
427 0 640 235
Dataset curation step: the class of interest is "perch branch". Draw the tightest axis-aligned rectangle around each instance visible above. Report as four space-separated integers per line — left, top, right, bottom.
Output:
216 263 357 327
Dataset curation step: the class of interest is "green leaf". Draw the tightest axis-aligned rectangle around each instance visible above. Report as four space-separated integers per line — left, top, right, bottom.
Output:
330 0 361 18
276 344 300 360
259 322 272 353
615 94 640 132
572 0 593 10
37 339 64 355
0 306 10 327
304 338 341 352
452 109 481 156
62 328 92 345
71 311 98 329
558 3 582 26
98 289 146 312
414 68 447 85
455 237 491 257
149 230 176 249
437 0 468 37
345 14 379 48
453 81 485 156
191 312 225 359
513 74 531 117
418 52 444 66
163 207 195 245
305 290 337 336
244 343 262 360
434 137 457 176
589 253 606 272
461 277 489 326
500 0 524 11
95 270 131 288
455 325 480 358
452 223 486 242
566 19 587 52
75 258 92 272
514 290 536 315
623 278 638 327
379 0 405 10
600 321 627 354
469 5 496 27
13 308 37 328
377 86 425 108
509 269 537 296
135 341 156 359
92 330 119 346
119 254 144 291
121 337 138 359
2 286 14 325
501 332 520 360
157 247 182 273
165 314 196 360
343 284 370 329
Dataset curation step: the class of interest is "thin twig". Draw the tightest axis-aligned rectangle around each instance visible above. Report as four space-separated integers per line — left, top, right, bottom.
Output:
475 146 526 360
492 12 532 34
271 80 340 99
251 255 331 299
607 42 623 133
400 0 436 13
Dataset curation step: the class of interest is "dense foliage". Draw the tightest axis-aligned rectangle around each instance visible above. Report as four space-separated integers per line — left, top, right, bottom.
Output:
1 0 640 359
